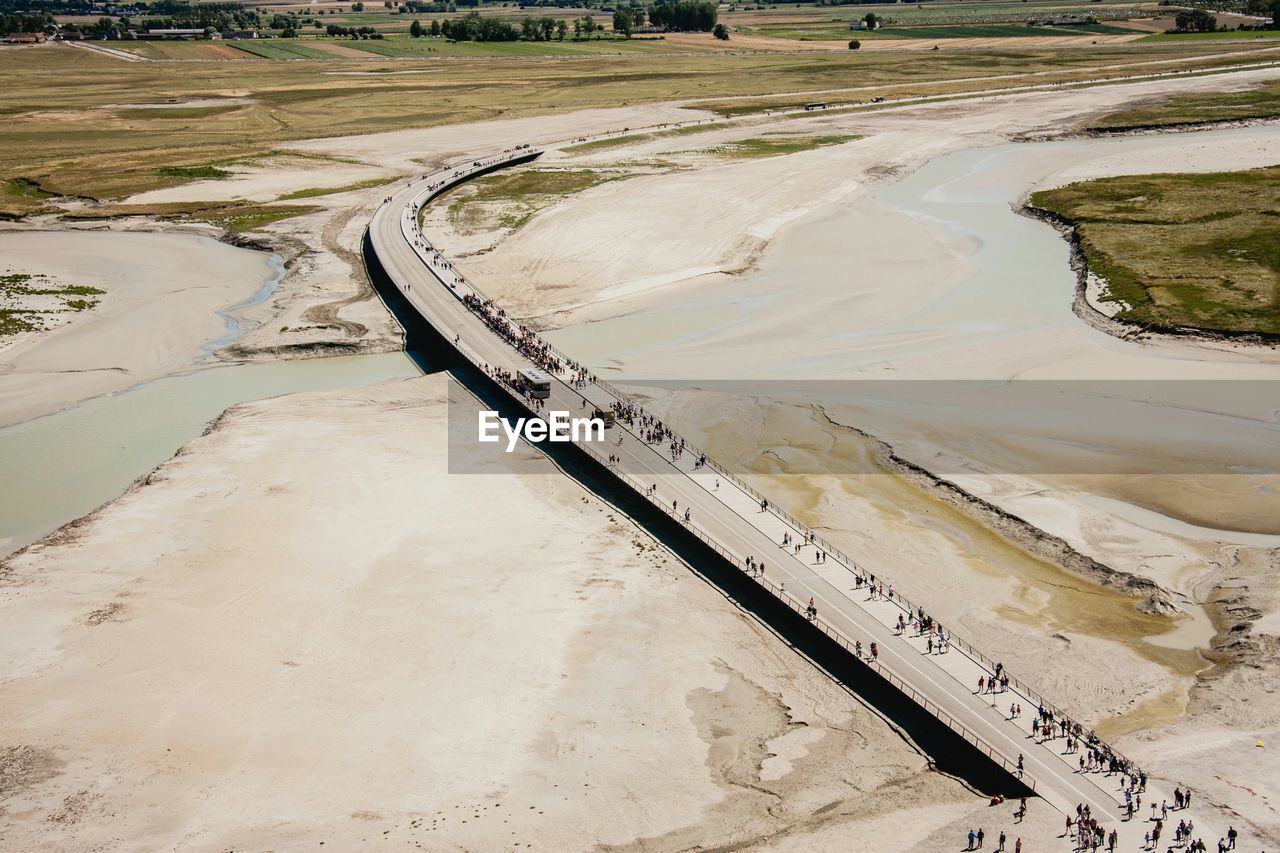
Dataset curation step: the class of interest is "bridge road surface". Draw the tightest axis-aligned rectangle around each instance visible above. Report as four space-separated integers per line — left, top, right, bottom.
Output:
369 150 1194 846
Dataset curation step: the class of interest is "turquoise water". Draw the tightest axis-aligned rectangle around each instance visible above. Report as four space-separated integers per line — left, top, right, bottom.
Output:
0 352 421 557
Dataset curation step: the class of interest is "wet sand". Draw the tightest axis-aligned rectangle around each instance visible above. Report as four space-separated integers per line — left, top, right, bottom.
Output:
0 374 1016 850
0 228 279 427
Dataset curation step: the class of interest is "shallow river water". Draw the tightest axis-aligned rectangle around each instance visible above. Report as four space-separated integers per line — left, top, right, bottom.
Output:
0 352 419 558
545 124 1280 733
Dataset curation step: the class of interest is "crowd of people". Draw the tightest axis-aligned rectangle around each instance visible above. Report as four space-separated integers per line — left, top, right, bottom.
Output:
393 155 1250 853
1065 803 1117 851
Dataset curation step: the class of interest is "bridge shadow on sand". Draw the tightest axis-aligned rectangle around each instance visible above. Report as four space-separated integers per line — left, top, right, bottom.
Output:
364 230 1035 804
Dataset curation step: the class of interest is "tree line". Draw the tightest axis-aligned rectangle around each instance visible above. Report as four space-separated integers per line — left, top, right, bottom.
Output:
1 9 52 33
407 0 716 42
324 23 383 37
647 0 716 31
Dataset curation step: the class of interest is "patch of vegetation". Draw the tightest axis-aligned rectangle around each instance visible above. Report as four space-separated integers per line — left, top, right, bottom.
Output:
123 105 245 120
60 201 317 233
157 164 234 180
0 272 107 337
562 122 724 155
0 310 41 335
1086 79 1280 130
1141 29 1280 42
706 134 860 158
277 177 398 200
444 168 631 233
1030 165 1280 335
1 177 54 218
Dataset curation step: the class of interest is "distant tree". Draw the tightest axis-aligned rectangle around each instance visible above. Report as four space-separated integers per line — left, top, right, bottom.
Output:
539 15 554 39
612 5 632 36
712 21 727 38
281 25 297 36
409 17 423 35
351 1 364 9
1173 8 1215 31
520 14 538 38
862 11 878 29
429 18 441 35
555 17 568 38
572 15 582 37
582 14 596 37
648 0 717 32
848 37 859 48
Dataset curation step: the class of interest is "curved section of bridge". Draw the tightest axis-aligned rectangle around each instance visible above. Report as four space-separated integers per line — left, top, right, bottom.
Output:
367 148 1167 838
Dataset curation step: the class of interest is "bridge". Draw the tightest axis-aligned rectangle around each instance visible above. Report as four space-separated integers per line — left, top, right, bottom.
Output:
367 147 1200 847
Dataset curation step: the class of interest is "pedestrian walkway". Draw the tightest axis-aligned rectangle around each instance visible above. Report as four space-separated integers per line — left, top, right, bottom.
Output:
369 148 1243 853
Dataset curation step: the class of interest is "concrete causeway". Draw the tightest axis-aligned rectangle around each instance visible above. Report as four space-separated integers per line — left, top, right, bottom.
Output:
367 147 1222 851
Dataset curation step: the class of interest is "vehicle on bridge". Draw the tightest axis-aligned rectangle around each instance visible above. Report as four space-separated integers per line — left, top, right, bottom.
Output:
518 367 552 400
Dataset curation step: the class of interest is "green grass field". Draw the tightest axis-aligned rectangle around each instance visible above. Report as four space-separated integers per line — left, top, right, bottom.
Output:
874 22 1138 39
1 177 54 218
324 34 676 58
1031 167 1280 335
1086 78 1280 129
752 21 1138 40
1140 29 1280 42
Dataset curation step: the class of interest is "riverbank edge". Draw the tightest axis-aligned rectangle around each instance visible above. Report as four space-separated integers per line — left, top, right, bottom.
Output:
0 403 242 580
1006 206 1273 696
1016 203 1280 350
0 215 403 365
1015 113 1280 143
806 405 1275 731
812 405 1179 611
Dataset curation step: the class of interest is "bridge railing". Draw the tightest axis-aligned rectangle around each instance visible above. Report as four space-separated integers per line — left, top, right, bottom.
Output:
384 150 1137 788
456 357 1037 789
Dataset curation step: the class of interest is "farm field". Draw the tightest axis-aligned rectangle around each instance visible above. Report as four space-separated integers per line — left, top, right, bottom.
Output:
107 34 727 60
110 41 263 60
229 40 343 60
1 39 1276 205
1141 29 1280 42
324 34 673 58
755 22 1141 41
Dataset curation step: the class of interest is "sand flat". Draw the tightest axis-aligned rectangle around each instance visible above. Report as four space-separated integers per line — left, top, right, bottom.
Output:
0 374 990 849
0 229 277 427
